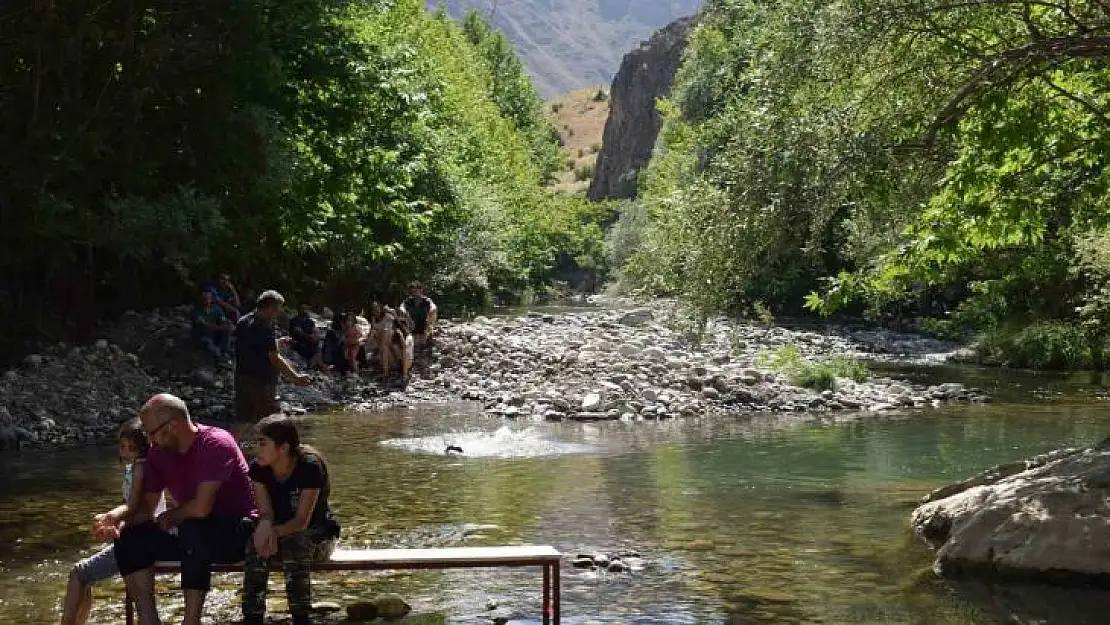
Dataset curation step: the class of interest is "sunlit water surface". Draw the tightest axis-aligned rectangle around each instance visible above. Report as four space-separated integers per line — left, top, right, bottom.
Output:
3 365 1110 623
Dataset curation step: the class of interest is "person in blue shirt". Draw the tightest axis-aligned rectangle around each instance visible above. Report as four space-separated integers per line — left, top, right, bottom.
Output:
191 289 232 365
203 273 243 322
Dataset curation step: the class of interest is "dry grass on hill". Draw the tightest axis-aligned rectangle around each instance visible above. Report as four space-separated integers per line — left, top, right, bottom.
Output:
545 86 610 193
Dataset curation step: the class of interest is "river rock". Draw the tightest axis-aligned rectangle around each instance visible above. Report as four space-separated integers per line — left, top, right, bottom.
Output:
581 392 602 411
911 441 1110 581
619 309 653 326
368 594 411 619
345 602 378 621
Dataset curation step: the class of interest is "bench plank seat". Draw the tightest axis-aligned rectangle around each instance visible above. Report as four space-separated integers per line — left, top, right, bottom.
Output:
131 545 562 624
151 546 561 572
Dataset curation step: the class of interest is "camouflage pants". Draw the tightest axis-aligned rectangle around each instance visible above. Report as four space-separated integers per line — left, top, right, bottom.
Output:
242 528 336 621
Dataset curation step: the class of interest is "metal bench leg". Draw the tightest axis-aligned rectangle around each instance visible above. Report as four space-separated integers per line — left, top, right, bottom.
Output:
542 564 551 625
552 560 561 625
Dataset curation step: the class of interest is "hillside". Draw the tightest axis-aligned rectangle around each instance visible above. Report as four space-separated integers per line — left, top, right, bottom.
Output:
427 0 702 97
545 87 611 193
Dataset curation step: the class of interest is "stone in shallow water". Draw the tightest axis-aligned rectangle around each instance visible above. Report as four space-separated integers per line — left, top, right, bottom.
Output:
312 601 342 613
912 445 1110 582
581 392 602 410
346 602 378 621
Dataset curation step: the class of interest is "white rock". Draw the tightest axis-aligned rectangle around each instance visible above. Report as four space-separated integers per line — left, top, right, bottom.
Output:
618 345 641 358
581 392 602 411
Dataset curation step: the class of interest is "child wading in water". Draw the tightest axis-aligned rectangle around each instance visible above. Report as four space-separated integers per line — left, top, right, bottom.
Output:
393 315 414 382
243 415 341 625
60 418 165 625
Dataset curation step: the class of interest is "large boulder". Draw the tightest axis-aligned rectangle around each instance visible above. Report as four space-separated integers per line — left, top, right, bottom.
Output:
911 439 1110 582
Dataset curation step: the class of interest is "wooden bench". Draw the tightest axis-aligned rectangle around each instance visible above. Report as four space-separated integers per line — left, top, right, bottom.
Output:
125 545 561 624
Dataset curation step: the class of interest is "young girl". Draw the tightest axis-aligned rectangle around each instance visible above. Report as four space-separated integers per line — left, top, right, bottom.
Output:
393 315 414 381
243 415 341 625
60 418 164 625
367 302 395 377
343 311 365 375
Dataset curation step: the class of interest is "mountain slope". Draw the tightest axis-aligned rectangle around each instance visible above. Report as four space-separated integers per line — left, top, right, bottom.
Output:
427 0 702 97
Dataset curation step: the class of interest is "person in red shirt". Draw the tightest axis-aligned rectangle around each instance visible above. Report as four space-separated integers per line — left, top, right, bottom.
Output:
101 394 258 625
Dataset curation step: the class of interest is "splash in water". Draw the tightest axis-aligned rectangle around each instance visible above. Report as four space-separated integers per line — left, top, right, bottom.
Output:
380 425 593 458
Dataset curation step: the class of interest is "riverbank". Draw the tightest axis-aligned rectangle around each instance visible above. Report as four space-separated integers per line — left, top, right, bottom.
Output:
0 299 989 451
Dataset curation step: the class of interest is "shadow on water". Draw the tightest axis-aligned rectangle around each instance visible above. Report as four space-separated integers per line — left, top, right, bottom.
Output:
4 389 1110 623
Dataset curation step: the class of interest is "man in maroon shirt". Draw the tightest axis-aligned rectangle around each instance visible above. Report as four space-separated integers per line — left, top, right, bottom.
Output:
105 394 258 625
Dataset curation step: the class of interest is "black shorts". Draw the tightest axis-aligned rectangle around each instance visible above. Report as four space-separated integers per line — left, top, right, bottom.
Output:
235 375 279 422
114 516 255 591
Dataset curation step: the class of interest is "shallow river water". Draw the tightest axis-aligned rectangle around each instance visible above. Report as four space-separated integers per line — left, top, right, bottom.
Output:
3 365 1110 624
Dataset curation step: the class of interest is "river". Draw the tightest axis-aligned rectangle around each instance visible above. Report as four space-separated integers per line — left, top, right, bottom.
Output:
2 364 1109 624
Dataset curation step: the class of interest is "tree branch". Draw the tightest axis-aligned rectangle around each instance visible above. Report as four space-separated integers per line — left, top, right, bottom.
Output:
1040 75 1110 127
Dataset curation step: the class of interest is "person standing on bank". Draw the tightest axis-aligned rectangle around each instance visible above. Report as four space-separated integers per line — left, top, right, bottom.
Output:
399 281 437 348
107 394 258 625
242 415 340 625
234 290 311 423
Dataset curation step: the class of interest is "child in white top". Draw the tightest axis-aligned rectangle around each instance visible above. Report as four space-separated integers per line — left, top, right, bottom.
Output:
60 418 165 625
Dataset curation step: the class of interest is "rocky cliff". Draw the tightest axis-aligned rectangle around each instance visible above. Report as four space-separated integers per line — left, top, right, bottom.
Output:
588 16 696 201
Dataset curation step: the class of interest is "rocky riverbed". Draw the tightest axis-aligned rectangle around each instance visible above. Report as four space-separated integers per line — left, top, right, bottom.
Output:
0 300 987 450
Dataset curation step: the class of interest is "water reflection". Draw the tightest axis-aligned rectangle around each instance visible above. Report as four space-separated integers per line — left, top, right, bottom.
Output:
2 395 1110 623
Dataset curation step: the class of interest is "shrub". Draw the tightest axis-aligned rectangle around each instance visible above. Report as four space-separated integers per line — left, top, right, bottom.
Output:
574 164 595 182
592 89 608 102
590 142 601 153
758 345 869 391
551 102 563 113
976 322 1091 370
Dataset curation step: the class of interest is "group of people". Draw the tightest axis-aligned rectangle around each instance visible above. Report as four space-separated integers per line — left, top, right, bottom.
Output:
57 279 443 623
191 278 438 385
61 394 339 625
287 282 438 381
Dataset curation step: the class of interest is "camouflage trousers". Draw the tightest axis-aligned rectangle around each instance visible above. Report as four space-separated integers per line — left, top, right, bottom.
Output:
242 528 336 621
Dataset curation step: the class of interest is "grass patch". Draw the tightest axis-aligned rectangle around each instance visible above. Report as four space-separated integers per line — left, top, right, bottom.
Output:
756 345 869 391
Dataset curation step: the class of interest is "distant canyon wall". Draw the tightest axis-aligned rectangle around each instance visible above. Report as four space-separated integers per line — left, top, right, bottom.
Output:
588 16 696 201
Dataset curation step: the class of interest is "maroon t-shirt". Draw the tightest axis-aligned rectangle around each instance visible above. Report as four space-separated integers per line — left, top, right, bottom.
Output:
143 424 258 518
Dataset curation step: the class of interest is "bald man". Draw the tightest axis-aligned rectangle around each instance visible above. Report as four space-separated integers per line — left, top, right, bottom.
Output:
107 394 258 625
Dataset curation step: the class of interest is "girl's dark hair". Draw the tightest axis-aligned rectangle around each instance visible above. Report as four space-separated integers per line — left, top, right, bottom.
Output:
119 417 151 460
257 414 331 494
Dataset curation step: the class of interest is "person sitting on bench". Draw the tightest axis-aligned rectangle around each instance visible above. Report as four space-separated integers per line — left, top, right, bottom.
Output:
243 415 340 625
108 393 258 625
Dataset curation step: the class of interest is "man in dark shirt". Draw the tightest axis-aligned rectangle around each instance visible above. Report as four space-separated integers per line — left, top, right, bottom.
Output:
399 281 437 348
234 290 311 422
288 303 324 370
